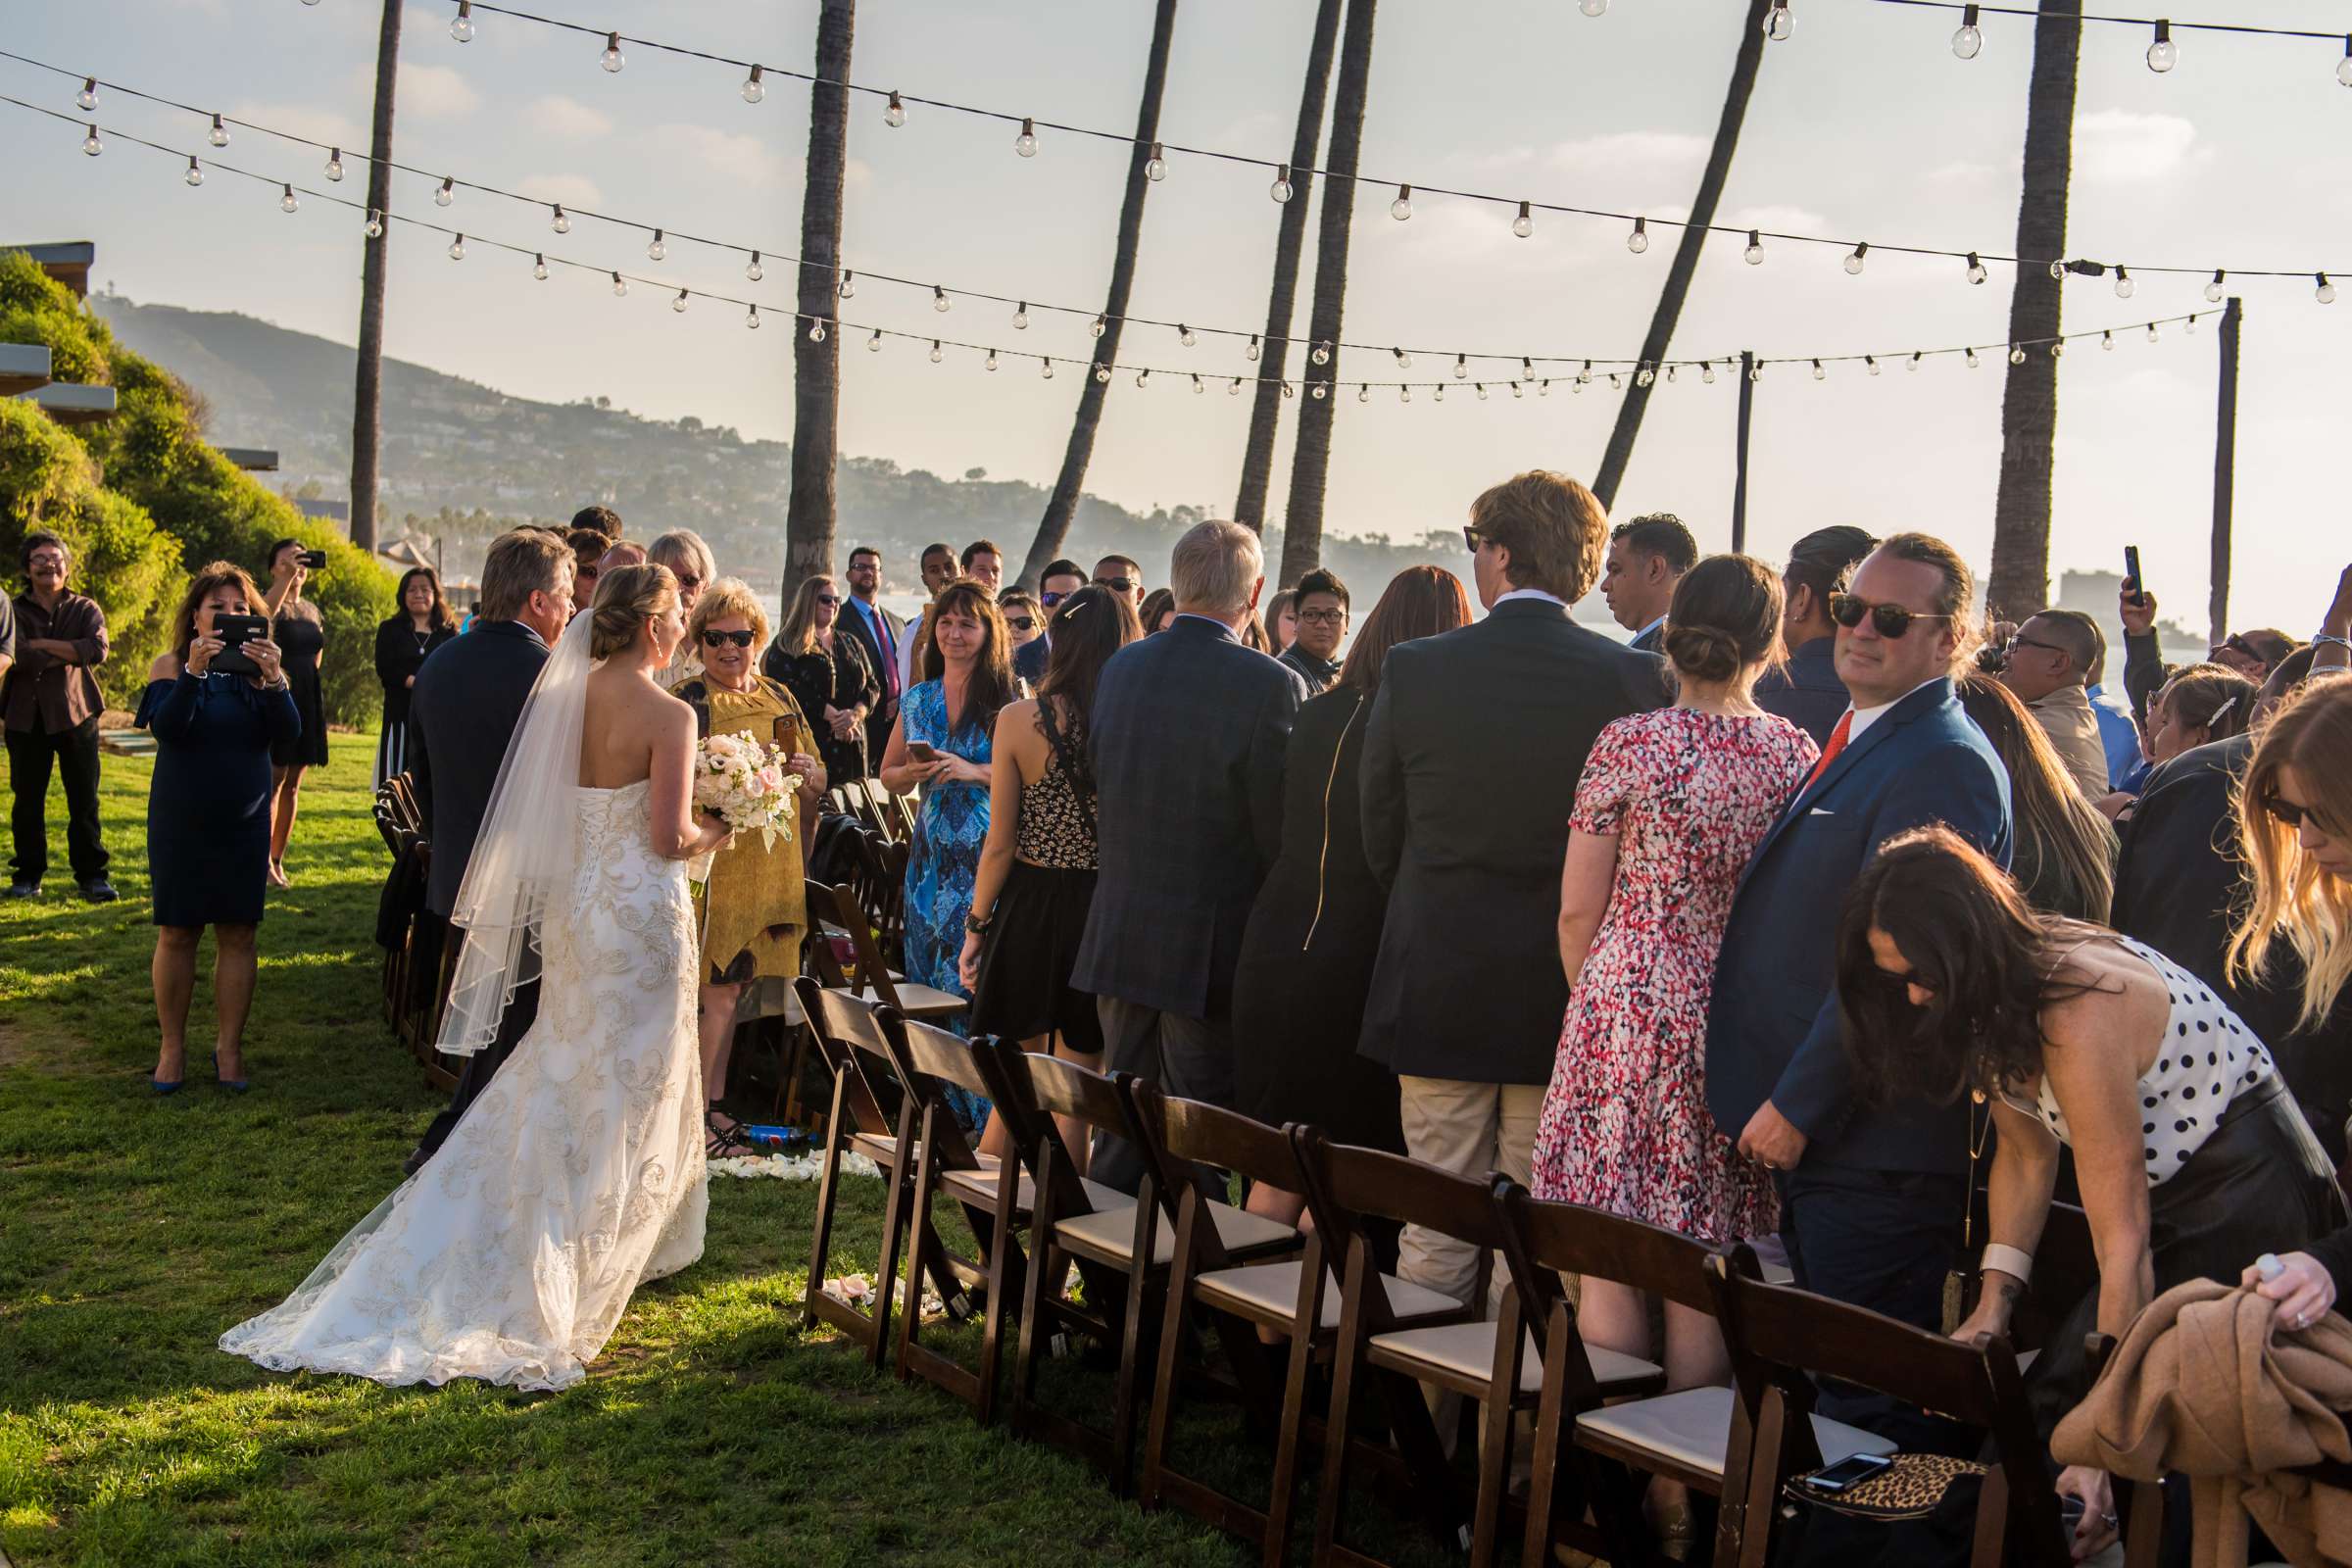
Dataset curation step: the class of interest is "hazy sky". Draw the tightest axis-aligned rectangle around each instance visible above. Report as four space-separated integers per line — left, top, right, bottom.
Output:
7 0 2348 633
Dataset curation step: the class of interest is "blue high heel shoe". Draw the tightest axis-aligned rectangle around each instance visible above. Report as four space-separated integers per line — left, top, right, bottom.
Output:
214 1051 249 1094
152 1075 183 1095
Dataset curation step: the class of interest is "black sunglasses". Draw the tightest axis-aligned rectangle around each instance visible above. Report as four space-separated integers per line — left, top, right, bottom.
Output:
1040 590 1068 609
2262 793 2326 832
701 628 756 648
1095 576 1138 594
1829 593 1956 640
1462 525 1486 554
1005 615 1036 632
814 594 840 606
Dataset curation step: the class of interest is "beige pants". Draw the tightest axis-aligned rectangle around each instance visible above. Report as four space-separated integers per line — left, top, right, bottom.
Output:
1395 1075 1545 1315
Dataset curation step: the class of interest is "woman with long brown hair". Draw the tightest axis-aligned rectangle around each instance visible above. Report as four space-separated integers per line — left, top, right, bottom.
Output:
1229 565 1475 1222
1955 672 2118 921
372 565 457 787
762 572 879 785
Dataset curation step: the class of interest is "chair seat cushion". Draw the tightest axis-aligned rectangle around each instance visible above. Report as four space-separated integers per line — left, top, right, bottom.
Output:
834 981 959 1015
1575 1385 1893 1479
850 1135 1001 1171
1195 1259 1458 1330
1054 1199 1297 1266
1370 1320 1663 1396
939 1164 1122 1215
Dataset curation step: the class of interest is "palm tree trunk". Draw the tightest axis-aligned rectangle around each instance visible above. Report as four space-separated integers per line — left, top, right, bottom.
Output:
1276 0 1377 588
1015 0 1181 590
1591 0 1773 514
784 0 856 608
1234 0 1345 535
347 0 402 555
1986 0 2082 619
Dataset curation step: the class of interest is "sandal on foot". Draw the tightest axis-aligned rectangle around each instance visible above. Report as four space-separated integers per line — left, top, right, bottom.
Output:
705 1109 755 1158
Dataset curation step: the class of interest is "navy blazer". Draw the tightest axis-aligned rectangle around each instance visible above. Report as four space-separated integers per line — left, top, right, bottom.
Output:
1703 676 2012 1173
408 618 551 918
1358 598 1668 1084
1753 634 1848 748
1012 634 1050 687
1074 614 1306 1019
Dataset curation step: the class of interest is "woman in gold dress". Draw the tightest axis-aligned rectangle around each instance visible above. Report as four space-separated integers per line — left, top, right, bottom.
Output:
671 577 826 1153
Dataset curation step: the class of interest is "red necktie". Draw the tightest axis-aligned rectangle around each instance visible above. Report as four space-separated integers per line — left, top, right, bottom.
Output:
1801 710 1854 794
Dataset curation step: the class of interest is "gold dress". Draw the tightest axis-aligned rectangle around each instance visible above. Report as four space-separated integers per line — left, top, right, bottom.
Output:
674 674 813 985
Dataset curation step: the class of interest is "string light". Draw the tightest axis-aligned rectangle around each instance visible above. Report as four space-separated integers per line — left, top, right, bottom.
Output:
1178 322 1197 347
1866 355 1880 374
1145 142 1166 181
1311 341 1332 365
80 123 100 156
324 146 343 181
1582 0 1608 14
1091 315 1108 339
867 328 882 352
533 253 548 280
1093 364 1109 383
883 90 906 127
2146 19 2176 72
1510 381 1523 397
451 1 475 43
183 154 201 185
2322 272 2339 304
1811 359 1825 380
208 111 227 147
988 349 1000 370
1744 229 1764 265
1278 379 1294 399
1453 352 1468 378
932 284 950 313
1011 301 1029 329
1434 383 1446 401
2049 338 2064 357
1189 370 1199 392
448 232 465 260
2113 265 2133 298
672 287 689 313
278 180 297 212
752 305 768 328
366 209 383 238
647 228 666 262
1965 346 1980 368
2147 322 2159 341
1391 184 1411 220
1233 377 1245 396
612 270 626 296
76 76 96 111
1394 347 1412 369
1014 117 1038 158
1245 334 1260 361
839 270 856 298
741 65 764 104
1966 252 1987 285
601 31 624 73
1041 359 1054 379
1511 200 1534 238
551 203 569 233
1634 367 1653 387
927 340 947 365
1952 3 1982 57
807 314 824 339
1312 382 1328 399
1399 386 1411 404
1577 360 1592 384
1357 384 1369 403
1765 1 1792 41
746 251 763 282
1627 217 1648 254
1136 368 1151 388
2205 268 2225 302
1844 241 1869 275
2007 343 2025 364
2340 36 2352 87
1908 351 1922 370
435 175 455 207
1701 363 1717 384
1269 164 1294 203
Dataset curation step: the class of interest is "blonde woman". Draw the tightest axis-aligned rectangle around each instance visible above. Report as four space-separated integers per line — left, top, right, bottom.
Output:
649 529 716 686
674 576 825 1153
762 573 879 784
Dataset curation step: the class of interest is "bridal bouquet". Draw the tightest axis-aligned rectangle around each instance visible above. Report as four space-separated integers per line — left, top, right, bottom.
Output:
689 732 801 882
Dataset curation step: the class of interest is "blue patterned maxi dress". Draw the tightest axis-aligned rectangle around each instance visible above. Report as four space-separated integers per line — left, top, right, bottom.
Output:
901 679 993 1127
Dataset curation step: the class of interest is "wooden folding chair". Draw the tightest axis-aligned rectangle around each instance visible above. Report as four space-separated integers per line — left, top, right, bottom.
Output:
1488 1179 1860 1568
1707 1252 2070 1567
1124 1082 1471 1564
1290 1132 1669 1568
805 880 964 1022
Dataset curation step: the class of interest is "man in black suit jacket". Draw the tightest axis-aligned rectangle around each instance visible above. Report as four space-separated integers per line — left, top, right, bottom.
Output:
1599 513 1696 654
837 545 908 766
1010 560 1085 688
1076 521 1305 1193
1359 471 1667 1308
404 529 576 1172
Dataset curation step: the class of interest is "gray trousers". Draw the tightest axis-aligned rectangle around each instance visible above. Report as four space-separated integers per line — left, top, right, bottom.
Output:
1088 995 1235 1199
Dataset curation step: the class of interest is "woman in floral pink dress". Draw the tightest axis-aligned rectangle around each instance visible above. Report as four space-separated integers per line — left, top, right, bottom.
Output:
1530 555 1816 1532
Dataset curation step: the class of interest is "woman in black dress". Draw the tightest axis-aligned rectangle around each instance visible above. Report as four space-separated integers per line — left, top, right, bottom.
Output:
762 572 880 784
1230 565 1473 1223
372 566 457 788
137 563 302 1093
262 539 328 887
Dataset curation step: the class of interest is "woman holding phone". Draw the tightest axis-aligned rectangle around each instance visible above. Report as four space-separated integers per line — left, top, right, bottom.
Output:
137 562 300 1093
263 539 328 886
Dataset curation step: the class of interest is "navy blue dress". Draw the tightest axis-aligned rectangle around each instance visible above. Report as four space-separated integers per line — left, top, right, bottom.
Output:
136 671 302 927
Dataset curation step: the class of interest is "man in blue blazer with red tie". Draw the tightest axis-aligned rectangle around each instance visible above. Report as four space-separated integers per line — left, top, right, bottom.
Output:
1706 532 2012 1441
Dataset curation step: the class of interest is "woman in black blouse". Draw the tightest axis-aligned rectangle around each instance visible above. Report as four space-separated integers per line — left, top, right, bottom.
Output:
263 539 328 887
372 567 458 787
762 572 880 784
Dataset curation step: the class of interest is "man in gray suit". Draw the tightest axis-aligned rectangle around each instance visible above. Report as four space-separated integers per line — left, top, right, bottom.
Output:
1076 520 1306 1193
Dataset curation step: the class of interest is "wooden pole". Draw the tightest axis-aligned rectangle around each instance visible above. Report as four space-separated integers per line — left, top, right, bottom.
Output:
2208 297 2241 649
1732 351 1755 554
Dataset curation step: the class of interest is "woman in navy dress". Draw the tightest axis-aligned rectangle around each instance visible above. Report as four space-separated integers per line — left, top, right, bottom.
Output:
877 578 1010 1130
263 539 329 887
137 562 302 1093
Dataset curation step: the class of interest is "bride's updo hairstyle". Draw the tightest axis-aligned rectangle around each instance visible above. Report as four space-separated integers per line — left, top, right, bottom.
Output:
589 563 678 661
1661 553 1784 686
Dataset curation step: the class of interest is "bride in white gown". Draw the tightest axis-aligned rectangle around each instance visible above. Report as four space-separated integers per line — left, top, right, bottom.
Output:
221 564 732 1391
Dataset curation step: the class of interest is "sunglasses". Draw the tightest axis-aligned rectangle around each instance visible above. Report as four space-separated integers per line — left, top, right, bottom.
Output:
1041 591 1068 609
1005 615 1038 632
814 594 840 606
1462 525 1486 554
2212 635 2260 662
674 573 703 591
2262 793 2328 833
701 628 756 648
1095 577 1138 595
1829 593 1957 639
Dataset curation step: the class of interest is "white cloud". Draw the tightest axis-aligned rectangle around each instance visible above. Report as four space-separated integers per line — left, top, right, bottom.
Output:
228 101 365 153
350 63 478 119
2073 109 2199 181
648 124 785 187
527 94 611 140
514 173 604 210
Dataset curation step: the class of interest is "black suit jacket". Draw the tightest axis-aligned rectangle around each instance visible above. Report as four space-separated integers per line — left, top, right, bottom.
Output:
1074 615 1306 1019
1628 621 1664 655
1013 634 1050 687
1357 598 1668 1083
839 596 907 758
408 619 551 918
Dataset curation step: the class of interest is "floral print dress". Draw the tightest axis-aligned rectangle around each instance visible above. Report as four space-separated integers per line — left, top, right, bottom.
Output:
900 679 993 1127
1529 707 1818 1244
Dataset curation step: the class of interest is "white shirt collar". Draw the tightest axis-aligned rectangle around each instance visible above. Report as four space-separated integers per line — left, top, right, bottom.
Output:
1492 587 1567 609
1843 676 1944 741
1637 612 1668 639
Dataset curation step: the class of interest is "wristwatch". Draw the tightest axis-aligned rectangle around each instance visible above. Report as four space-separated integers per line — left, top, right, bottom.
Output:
964 911 994 936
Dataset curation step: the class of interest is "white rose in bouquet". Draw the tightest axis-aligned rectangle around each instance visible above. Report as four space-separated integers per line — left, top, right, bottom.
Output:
688 731 802 883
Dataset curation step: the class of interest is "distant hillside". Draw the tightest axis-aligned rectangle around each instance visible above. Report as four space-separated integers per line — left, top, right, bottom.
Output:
88 292 1460 596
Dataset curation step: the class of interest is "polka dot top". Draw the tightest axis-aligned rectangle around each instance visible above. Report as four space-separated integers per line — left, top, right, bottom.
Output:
2024 937 2277 1185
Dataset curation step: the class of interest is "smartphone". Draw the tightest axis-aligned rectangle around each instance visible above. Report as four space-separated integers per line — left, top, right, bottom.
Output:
1803 1452 1893 1494
209 612 270 676
905 741 941 765
2123 546 2145 607
296 549 328 570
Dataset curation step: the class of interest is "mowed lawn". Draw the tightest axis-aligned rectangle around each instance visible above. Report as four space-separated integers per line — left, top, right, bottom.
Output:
0 730 1309 1568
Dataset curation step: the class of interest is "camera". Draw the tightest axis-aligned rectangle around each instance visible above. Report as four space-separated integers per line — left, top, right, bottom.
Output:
296 549 328 570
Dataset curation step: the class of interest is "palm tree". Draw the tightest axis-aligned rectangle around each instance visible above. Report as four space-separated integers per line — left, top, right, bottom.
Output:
1277 0 1377 588
1591 0 1773 513
1985 0 2082 619
784 0 856 608
1015 0 1181 589
1234 0 1345 534
347 0 402 554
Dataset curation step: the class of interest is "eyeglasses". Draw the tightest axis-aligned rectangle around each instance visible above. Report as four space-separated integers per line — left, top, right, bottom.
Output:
2212 634 2260 662
701 628 756 648
1462 525 1487 554
1297 609 1347 626
674 573 703 591
1829 593 1957 640
2262 792 2328 833
2006 634 2067 661
1095 576 1138 595
1005 615 1036 632
814 594 840 606
1041 591 1068 609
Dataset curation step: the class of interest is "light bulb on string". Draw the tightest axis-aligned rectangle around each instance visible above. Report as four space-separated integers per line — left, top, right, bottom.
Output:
2049 259 2067 281
2322 273 2340 305
932 285 951 314
647 229 666 262
672 288 689 314
435 176 455 208
1966 347 1980 368
884 91 906 127
1145 142 1166 181
365 210 383 238
1041 360 1054 379
2205 270 2225 302
1391 184 1412 220
209 112 228 148
1510 381 1524 398
1230 377 1243 396
279 182 298 213
746 306 763 330
533 254 549 280
1453 353 1468 379
1014 118 1038 158
1093 364 1110 383
325 147 344 181
1091 315 1108 339
1866 356 1880 375
1138 369 1151 389
988 351 1001 371
448 234 465 261
1748 363 1762 382
1908 351 1922 371
1540 379 1551 396
1246 334 1262 362
1701 362 1717 384
76 77 97 112
1012 302 1029 330
1398 385 1410 404
2008 343 2025 365
1764 1 1791 41
746 252 763 282
80 125 101 157
1521 357 1535 382
1966 252 1987 285
1628 217 1650 254
2146 20 2176 73
183 155 203 186
1270 165 1294 203
451 1 474 42
1511 200 1534 239
1571 377 1584 395
2185 314 2197 334
1581 0 1606 14
867 329 882 353
742 65 765 104
1635 368 1653 387
1393 347 1411 369
1178 323 1197 348
1952 4 1982 58
931 341 946 364
1844 241 1868 275
1577 361 1592 385
611 271 626 296
1311 341 1332 366
838 270 855 298
601 31 624 72
552 204 570 233
1433 384 1446 402
2339 37 2352 87
2113 266 2133 299
1811 360 1825 381
2147 322 2159 341
1605 374 1619 392
1357 384 1370 403
1190 372 1200 393
1743 229 1763 265
2049 339 2064 358
806 316 823 340
1279 380 1294 399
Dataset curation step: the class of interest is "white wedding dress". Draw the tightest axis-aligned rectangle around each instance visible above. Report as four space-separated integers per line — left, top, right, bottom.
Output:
220 777 709 1392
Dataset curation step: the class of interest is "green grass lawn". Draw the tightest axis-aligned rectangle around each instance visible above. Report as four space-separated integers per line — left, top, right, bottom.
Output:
0 735 1459 1567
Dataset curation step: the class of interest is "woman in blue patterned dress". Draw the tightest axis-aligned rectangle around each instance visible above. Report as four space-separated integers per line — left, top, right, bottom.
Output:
877 578 1012 1128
